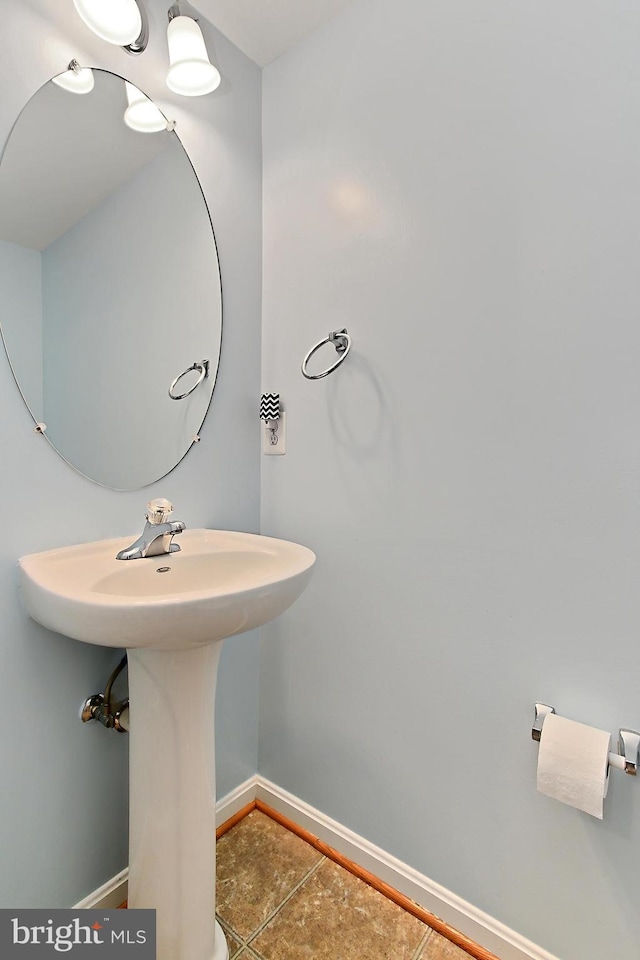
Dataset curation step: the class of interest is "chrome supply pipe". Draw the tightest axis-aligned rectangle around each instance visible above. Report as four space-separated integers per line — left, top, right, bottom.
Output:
81 654 129 733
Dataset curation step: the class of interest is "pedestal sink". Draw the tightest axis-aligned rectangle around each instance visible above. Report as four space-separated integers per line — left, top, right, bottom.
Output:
17 529 315 960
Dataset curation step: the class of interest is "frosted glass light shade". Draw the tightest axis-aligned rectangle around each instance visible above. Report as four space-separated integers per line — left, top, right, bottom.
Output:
52 67 95 95
124 82 167 133
73 0 143 46
166 16 221 97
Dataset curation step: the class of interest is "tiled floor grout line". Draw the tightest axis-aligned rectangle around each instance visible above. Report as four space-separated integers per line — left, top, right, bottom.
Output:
215 916 245 959
216 913 246 960
217 918 261 960
224 936 261 960
410 926 434 960
239 948 263 960
218 920 261 960
245 855 327 952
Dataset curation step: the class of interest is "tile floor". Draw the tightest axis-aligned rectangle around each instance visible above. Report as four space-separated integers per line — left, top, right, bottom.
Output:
215 810 474 960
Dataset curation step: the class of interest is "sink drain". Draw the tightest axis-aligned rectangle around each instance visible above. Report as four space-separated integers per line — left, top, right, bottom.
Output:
156 566 171 573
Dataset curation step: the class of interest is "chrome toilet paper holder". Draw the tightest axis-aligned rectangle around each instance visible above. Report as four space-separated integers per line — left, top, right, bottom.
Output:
532 703 640 776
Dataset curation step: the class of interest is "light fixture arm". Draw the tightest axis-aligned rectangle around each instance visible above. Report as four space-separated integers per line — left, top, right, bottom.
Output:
167 3 200 24
167 0 200 23
169 2 196 20
124 1 149 55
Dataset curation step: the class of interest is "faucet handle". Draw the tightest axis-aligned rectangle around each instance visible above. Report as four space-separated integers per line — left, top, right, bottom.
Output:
146 498 174 525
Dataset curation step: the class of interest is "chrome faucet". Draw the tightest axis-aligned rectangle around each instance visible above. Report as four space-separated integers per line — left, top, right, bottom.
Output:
116 498 186 560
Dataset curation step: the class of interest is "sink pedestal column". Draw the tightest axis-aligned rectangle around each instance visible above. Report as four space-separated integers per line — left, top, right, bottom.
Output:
127 643 229 960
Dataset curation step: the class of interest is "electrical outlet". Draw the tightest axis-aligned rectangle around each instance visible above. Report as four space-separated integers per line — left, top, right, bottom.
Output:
263 411 286 455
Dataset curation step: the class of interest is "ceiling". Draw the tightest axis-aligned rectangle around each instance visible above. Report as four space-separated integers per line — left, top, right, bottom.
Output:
196 0 355 66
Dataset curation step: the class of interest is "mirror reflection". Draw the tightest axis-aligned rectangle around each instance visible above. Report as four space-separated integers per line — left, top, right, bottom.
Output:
0 68 222 489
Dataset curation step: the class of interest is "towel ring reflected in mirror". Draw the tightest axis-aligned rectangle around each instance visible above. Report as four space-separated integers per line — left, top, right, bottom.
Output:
168 359 210 399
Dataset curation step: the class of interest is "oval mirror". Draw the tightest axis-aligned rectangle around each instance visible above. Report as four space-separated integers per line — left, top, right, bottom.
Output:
0 68 222 490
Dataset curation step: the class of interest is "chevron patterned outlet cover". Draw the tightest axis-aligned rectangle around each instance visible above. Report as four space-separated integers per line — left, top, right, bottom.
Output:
260 393 280 420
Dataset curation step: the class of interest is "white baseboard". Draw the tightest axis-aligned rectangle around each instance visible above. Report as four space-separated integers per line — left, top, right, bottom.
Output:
216 773 261 827
75 774 560 960
73 869 128 910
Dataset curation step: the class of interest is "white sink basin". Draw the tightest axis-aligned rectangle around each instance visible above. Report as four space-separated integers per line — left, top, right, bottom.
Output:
18 528 315 650
18 527 315 960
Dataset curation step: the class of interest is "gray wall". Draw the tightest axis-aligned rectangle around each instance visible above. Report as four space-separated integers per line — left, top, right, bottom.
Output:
42 144 219 489
0 240 42 419
259 2 640 959
0 0 261 907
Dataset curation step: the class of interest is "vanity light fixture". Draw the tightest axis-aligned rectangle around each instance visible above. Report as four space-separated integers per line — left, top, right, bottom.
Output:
166 4 221 97
72 0 148 54
51 60 95 94
124 81 168 132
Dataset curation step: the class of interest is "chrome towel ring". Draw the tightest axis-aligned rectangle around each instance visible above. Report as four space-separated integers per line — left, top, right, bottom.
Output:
168 359 210 400
301 329 351 380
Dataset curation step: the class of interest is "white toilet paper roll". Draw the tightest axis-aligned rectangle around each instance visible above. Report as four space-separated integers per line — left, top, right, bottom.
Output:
537 713 611 819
